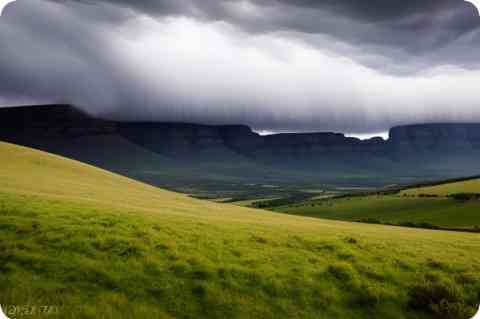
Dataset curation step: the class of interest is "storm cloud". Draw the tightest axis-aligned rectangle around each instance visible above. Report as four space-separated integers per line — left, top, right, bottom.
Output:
1 0 480 133
53 0 480 68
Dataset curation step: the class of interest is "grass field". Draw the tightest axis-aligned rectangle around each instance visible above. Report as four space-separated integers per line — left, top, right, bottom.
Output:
0 142 479 318
274 195 480 228
402 179 480 196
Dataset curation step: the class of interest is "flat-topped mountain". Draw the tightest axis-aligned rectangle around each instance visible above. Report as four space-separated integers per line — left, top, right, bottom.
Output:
0 105 116 142
0 104 479 193
389 123 480 152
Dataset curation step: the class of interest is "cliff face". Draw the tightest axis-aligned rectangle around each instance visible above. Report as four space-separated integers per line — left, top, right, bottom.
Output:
1 104 479 161
389 124 480 155
118 124 388 163
0 105 116 146
118 123 258 160
0 105 479 187
257 133 387 162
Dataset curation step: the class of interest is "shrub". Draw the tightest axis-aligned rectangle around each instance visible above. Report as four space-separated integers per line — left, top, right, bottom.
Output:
398 221 417 228
328 262 356 282
417 222 440 230
351 284 387 307
396 221 440 230
344 237 358 244
426 260 449 270
408 278 475 319
169 260 189 276
191 283 208 298
251 235 268 244
191 266 215 281
430 300 476 319
449 193 480 201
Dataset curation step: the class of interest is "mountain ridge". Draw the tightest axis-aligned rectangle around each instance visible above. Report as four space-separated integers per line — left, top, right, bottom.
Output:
1 104 479 193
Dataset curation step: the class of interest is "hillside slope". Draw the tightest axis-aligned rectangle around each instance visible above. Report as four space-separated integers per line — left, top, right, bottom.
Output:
275 196 480 228
273 178 480 229
402 178 480 196
0 142 479 319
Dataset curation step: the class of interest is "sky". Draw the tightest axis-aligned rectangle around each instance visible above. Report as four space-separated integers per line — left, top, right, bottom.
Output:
1 0 480 134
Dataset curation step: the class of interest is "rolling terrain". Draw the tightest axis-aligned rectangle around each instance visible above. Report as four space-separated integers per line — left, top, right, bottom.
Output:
0 141 479 318
273 178 480 230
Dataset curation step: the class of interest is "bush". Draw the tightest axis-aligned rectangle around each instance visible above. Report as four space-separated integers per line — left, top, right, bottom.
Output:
397 221 440 230
351 284 387 307
449 193 480 201
408 279 475 319
398 221 417 228
328 262 356 282
417 222 440 230
430 300 476 319
344 237 358 244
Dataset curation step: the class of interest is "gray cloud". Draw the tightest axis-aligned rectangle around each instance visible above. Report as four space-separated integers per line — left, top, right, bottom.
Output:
55 0 480 69
1 0 480 134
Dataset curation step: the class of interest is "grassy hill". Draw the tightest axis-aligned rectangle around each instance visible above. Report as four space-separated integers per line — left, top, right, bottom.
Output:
401 178 480 196
274 196 480 228
272 178 480 230
0 142 479 318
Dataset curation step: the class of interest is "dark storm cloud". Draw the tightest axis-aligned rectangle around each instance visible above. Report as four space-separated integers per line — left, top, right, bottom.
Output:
1 0 480 134
62 0 480 69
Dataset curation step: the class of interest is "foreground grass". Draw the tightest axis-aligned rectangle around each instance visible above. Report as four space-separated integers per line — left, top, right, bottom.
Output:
0 142 479 318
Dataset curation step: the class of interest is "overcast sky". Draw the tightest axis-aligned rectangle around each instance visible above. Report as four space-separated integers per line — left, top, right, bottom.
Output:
1 0 480 133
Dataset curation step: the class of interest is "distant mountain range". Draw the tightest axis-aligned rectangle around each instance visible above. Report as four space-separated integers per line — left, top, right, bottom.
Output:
1 104 479 195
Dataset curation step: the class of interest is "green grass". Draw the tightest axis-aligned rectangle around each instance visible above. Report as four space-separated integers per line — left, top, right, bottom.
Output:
402 179 480 196
275 195 480 228
0 142 480 318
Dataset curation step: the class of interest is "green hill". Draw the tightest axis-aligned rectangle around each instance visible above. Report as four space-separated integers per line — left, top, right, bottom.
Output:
0 142 479 319
401 178 480 196
273 178 480 229
275 196 480 228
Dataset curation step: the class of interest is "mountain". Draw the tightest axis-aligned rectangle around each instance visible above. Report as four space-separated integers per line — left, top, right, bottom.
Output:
0 104 479 194
0 141 478 318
